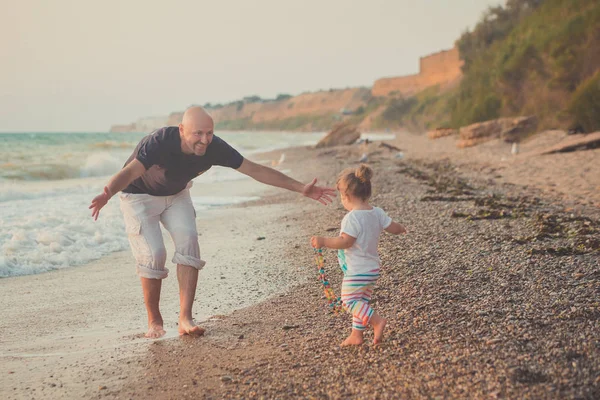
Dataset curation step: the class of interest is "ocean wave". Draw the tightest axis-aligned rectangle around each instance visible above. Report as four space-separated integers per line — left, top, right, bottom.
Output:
79 153 124 178
0 191 129 278
0 152 126 182
90 140 136 149
0 187 263 278
0 187 66 203
0 163 81 181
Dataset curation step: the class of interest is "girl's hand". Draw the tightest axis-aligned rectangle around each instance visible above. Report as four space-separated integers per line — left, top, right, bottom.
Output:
311 236 324 249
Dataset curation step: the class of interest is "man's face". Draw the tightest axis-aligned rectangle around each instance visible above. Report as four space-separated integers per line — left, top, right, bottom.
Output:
181 122 214 156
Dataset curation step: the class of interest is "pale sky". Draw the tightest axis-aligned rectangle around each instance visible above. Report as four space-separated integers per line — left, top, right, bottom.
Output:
1 0 500 132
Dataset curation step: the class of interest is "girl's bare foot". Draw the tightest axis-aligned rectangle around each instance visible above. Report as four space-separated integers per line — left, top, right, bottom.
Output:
178 319 205 336
370 314 387 345
145 322 166 339
341 329 364 346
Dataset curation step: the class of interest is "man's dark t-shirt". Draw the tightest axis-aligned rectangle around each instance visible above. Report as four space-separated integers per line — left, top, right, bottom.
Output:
122 126 244 196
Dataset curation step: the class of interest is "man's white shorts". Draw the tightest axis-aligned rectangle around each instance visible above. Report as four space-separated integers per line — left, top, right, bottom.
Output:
119 186 205 279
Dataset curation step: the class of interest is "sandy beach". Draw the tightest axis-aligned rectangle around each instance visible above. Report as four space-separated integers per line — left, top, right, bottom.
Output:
0 171 315 399
1 130 599 399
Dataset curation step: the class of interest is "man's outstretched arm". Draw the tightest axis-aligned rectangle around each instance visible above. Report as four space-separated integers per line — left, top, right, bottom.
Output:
236 158 336 205
89 159 146 220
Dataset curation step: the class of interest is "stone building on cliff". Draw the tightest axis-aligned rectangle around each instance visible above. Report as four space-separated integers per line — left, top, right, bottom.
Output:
372 47 463 98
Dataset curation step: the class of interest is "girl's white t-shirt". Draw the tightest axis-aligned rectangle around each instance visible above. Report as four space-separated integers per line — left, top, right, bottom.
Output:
339 207 392 274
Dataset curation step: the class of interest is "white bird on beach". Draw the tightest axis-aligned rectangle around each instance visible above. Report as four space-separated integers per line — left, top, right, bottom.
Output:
511 142 519 155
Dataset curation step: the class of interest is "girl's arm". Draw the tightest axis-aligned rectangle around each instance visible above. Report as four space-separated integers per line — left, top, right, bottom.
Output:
385 221 407 235
311 233 356 249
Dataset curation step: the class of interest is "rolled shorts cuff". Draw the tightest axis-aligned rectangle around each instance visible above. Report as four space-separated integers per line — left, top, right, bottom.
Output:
172 253 206 270
136 265 169 280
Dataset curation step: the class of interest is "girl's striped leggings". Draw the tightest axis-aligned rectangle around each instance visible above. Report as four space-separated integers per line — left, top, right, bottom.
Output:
340 269 380 330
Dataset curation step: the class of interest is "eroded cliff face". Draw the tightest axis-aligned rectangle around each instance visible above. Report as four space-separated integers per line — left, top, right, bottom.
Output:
164 88 370 125
110 48 461 132
372 47 463 97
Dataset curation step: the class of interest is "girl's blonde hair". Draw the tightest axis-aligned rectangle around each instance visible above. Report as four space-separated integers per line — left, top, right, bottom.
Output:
337 164 373 200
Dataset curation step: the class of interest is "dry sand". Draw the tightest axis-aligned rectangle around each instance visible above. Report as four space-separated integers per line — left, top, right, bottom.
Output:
1 130 599 399
389 130 600 208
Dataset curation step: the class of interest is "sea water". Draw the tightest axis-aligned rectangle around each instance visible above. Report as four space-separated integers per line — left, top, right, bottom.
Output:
0 130 325 277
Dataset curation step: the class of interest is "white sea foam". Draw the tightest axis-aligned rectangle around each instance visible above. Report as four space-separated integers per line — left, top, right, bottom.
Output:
0 185 128 278
79 152 127 178
0 185 264 278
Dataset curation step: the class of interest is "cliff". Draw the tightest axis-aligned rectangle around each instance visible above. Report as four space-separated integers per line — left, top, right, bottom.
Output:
374 0 600 133
166 88 372 131
372 48 463 97
109 116 169 134
109 48 462 133
109 0 600 135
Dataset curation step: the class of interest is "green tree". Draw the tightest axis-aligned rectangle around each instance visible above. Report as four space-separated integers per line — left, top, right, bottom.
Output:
275 93 292 101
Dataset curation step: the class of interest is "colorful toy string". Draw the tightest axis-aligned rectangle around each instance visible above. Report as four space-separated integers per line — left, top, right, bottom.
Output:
314 248 344 314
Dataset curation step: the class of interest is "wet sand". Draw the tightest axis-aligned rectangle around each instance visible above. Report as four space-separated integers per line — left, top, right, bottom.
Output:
0 162 317 399
2 131 599 399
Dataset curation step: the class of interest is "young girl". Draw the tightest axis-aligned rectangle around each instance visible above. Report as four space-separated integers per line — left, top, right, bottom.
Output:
311 164 406 346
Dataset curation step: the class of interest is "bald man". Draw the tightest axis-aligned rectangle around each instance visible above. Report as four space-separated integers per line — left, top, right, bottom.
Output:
89 106 336 338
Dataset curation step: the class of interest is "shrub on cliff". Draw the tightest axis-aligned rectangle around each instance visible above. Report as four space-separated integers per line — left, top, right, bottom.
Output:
275 94 292 101
450 0 600 130
376 86 454 131
381 97 418 122
243 95 262 103
568 70 600 132
457 0 544 72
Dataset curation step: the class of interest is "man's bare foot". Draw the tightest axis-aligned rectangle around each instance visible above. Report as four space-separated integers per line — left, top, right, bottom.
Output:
178 319 205 336
145 323 166 339
371 314 387 345
341 329 364 347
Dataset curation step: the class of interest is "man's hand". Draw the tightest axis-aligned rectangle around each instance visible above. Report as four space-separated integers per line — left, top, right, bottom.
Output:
237 160 336 205
311 236 325 249
89 186 112 221
302 178 336 205
87 160 146 221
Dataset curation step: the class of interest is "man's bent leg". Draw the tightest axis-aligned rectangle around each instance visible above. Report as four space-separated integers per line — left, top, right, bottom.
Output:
141 277 166 338
176 264 204 336
161 189 206 336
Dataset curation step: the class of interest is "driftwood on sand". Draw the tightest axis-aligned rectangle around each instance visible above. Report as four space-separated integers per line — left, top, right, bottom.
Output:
456 116 538 148
428 128 458 140
525 131 600 156
379 142 402 151
539 132 600 154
